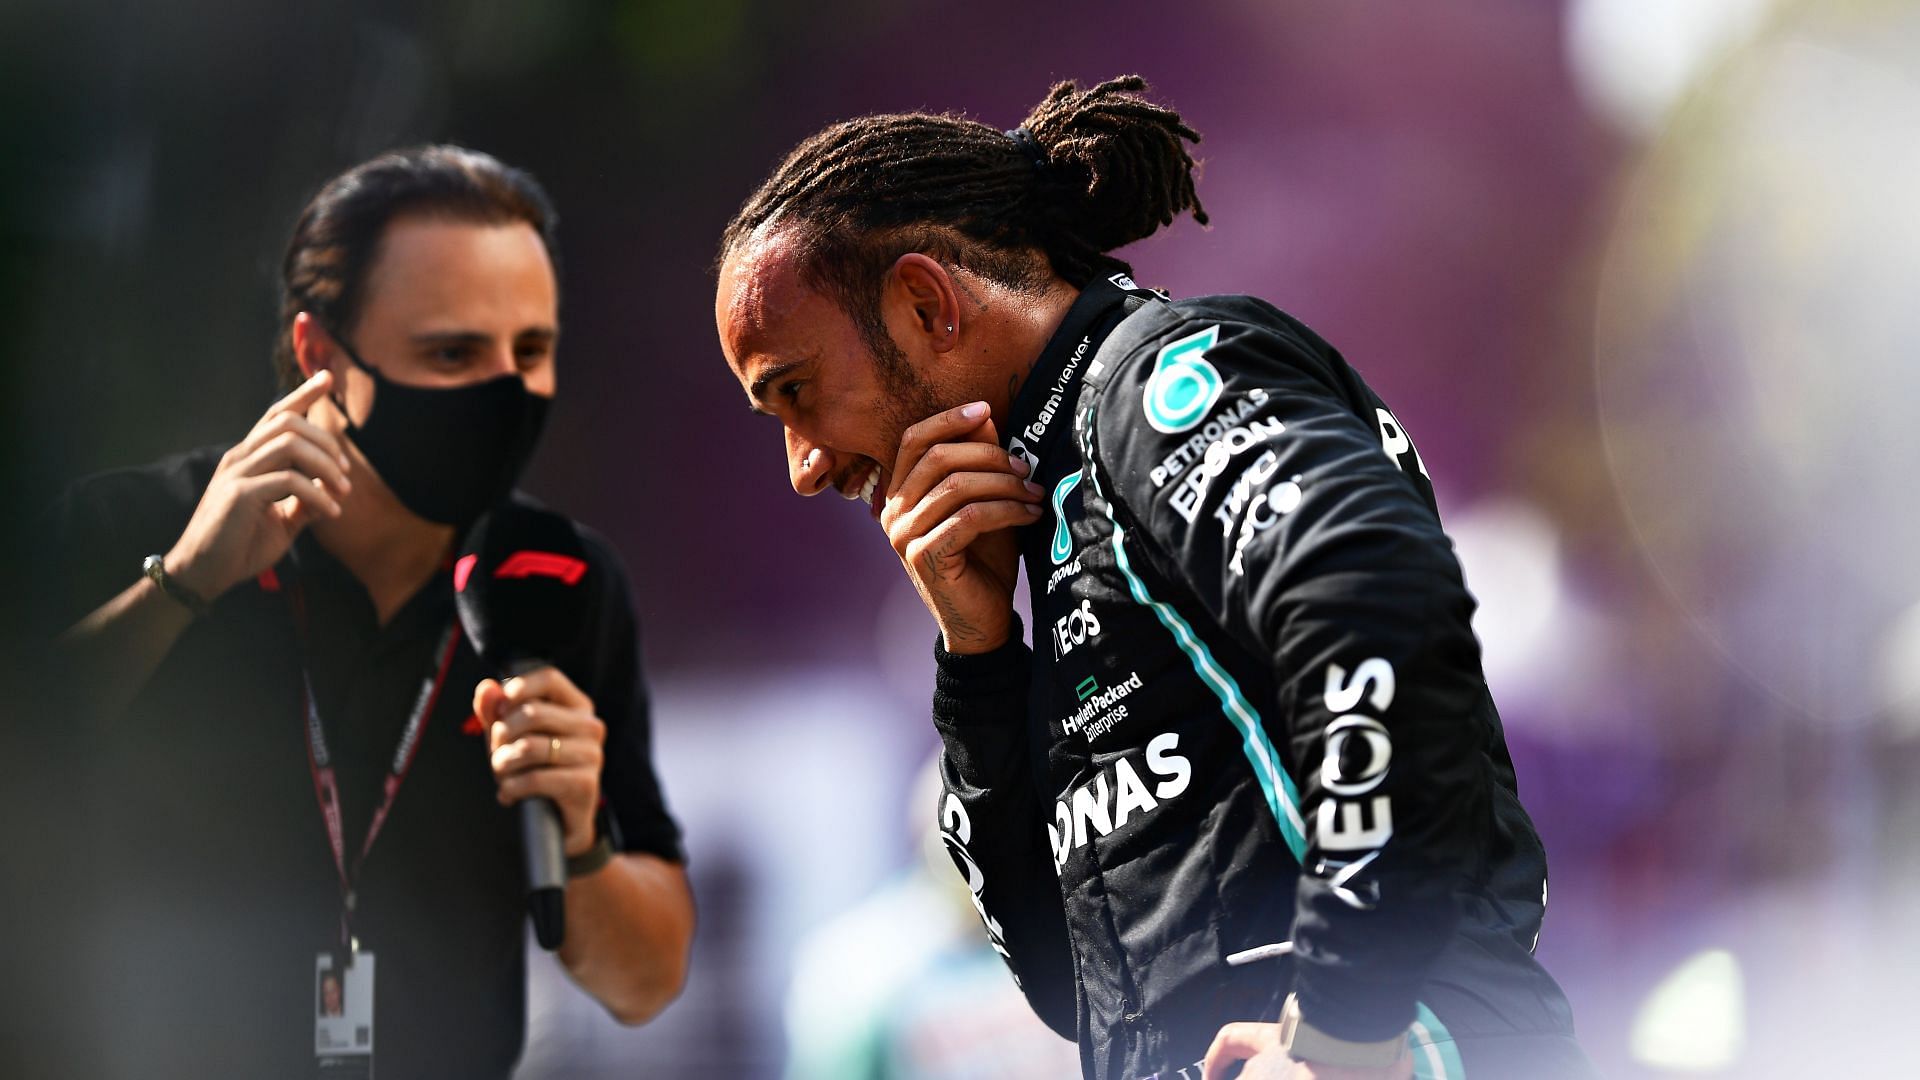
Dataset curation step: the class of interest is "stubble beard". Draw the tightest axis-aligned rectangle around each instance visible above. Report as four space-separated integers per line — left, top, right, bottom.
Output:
874 339 955 466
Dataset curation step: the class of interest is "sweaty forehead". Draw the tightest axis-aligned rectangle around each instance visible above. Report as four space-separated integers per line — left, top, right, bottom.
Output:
720 227 812 347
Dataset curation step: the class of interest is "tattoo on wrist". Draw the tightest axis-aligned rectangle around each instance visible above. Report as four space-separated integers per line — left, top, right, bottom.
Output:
925 585 983 646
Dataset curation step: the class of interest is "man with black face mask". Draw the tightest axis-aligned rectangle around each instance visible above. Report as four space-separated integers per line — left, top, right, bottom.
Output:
49 146 692 1079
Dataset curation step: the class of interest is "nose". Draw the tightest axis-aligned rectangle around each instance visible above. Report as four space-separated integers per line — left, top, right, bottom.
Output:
496 347 556 396
482 345 520 379
786 430 833 497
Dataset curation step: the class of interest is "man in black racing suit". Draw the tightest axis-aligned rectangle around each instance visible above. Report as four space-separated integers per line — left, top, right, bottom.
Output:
715 78 1596 1080
934 273 1593 1080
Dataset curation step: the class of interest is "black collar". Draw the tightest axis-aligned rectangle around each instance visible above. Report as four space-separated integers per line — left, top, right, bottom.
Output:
1003 273 1158 473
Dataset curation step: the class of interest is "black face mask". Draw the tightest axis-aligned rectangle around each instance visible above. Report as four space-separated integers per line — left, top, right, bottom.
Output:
330 337 549 527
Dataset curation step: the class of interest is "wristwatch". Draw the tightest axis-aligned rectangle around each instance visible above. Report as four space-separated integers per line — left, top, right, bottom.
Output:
566 806 617 878
566 834 614 878
1276 994 1410 1068
142 554 211 617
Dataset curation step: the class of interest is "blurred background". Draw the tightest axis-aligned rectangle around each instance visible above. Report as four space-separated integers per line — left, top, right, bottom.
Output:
4 0 1918 1075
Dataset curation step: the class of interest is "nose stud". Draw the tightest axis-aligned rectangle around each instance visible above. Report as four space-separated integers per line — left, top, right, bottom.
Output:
803 448 822 471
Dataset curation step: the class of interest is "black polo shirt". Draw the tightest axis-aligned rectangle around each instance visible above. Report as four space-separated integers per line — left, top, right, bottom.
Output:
47 445 683 1079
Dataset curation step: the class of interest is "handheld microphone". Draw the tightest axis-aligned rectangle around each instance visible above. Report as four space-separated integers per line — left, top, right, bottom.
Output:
454 504 596 951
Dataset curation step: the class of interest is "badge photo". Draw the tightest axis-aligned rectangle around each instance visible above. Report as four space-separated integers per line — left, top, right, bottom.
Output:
316 950 376 1078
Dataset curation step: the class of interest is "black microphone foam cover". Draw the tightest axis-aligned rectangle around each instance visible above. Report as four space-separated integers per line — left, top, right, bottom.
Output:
454 504 595 675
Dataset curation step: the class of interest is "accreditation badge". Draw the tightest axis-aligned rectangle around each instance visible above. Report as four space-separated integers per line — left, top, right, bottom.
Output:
315 950 375 1078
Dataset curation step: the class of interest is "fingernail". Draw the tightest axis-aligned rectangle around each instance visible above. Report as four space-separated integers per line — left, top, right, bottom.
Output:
961 402 988 420
1024 481 1043 496
1009 456 1031 476
1026 503 1044 516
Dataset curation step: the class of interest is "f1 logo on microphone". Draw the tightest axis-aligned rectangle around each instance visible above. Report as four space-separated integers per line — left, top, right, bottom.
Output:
454 552 588 592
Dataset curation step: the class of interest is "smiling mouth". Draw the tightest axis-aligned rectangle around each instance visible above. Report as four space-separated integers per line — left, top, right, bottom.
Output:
839 463 883 519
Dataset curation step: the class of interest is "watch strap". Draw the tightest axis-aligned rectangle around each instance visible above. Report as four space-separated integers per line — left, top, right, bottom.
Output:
142 554 210 617
1277 994 1410 1068
566 834 614 878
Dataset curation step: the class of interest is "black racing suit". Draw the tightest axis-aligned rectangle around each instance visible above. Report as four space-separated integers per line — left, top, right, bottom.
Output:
933 276 1593 1080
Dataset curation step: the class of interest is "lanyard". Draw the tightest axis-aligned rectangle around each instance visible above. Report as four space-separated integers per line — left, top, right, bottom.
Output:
290 579 461 948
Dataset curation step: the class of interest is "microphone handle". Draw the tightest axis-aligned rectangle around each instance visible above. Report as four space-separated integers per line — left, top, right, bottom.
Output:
521 799 567 949
506 658 567 950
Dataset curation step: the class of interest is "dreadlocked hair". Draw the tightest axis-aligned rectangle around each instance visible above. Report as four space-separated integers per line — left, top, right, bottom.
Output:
719 75 1206 363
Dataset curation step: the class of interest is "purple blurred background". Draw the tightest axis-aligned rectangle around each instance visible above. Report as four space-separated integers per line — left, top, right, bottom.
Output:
7 0 1917 1076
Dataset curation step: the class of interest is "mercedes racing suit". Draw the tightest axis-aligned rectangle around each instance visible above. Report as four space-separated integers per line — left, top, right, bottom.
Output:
933 276 1592 1080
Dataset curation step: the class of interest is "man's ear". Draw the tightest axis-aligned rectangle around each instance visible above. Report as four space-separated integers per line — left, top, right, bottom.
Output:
886 253 961 352
290 312 337 380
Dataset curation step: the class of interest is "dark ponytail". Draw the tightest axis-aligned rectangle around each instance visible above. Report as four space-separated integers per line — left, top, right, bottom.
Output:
719 76 1205 358
1014 76 1208 281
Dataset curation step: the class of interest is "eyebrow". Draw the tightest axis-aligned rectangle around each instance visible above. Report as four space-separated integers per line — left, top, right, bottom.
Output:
409 327 559 348
747 359 805 414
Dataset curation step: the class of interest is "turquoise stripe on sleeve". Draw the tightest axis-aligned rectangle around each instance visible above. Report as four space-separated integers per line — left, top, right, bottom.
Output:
1410 1003 1467 1079
1081 407 1307 860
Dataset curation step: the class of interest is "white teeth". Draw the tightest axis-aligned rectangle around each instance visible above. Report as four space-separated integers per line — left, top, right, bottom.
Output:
840 467 880 504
